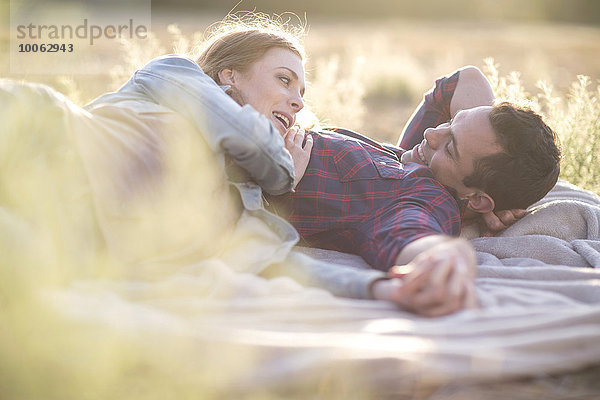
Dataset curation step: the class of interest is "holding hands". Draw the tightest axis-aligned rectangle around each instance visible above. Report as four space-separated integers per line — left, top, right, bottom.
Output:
372 238 479 317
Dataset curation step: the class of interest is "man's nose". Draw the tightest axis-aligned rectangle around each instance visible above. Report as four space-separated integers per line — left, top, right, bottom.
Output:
424 127 445 149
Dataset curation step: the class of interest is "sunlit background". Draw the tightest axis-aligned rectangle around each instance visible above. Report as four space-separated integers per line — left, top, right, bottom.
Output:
2 0 599 190
1 1 599 398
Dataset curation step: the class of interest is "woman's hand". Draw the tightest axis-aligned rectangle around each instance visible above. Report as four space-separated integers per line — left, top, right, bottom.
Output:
284 127 313 189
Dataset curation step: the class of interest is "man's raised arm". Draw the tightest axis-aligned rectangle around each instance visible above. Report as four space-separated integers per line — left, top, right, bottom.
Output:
449 66 495 117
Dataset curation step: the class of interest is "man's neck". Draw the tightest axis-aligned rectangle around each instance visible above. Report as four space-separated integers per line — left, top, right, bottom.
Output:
462 208 480 226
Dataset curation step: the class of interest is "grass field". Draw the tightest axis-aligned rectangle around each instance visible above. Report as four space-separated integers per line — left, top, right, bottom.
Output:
1 10 600 399
3 12 598 192
303 18 600 194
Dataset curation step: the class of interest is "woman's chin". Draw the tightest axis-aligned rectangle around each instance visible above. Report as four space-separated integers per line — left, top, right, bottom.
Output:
271 119 287 136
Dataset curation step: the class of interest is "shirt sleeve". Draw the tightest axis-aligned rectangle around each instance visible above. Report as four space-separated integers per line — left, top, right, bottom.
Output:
128 55 295 195
397 70 460 151
262 249 387 299
357 168 462 270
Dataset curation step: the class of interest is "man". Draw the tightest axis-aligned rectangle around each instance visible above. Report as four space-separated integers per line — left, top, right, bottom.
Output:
267 66 561 317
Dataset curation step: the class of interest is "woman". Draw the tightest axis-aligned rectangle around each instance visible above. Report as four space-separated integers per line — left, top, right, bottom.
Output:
75 17 314 268
1 14 377 301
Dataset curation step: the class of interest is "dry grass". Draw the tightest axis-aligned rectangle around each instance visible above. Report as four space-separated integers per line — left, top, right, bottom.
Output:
1 10 600 399
4 14 597 190
306 19 600 194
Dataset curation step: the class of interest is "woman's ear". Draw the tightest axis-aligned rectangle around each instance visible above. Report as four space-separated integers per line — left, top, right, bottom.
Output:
464 191 495 214
218 68 236 86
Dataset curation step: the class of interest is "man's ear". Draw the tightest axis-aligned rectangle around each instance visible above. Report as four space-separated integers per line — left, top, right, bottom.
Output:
217 68 236 86
464 191 495 214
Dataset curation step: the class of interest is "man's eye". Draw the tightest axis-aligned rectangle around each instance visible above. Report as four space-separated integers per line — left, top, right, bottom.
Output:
445 142 452 157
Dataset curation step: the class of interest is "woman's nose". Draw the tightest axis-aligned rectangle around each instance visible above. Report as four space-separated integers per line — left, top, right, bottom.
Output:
290 92 304 112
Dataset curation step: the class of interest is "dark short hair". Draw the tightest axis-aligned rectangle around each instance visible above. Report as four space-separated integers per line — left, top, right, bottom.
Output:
462 102 561 211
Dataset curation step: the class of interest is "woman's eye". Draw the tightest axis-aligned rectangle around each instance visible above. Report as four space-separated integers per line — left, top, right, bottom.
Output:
279 76 291 85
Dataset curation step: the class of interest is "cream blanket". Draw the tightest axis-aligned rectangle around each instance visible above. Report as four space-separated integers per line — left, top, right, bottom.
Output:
47 180 600 397
471 180 600 267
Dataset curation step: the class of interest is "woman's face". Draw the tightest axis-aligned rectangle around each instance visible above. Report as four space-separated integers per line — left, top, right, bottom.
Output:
221 47 306 136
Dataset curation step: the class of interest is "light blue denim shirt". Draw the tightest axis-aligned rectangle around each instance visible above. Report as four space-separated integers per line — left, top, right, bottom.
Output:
82 55 384 299
86 55 295 199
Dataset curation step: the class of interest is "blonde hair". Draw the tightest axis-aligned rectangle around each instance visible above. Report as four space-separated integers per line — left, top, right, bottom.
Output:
196 13 306 85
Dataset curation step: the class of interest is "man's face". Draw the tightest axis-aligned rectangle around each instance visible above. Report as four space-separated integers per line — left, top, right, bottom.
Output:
401 106 503 199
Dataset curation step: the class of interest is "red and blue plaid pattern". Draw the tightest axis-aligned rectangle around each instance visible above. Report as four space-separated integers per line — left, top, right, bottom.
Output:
267 128 462 271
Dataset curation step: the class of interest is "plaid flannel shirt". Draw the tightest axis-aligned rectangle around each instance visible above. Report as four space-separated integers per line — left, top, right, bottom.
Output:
267 127 462 271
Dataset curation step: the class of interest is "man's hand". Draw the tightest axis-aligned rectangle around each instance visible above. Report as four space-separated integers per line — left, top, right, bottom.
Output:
284 127 313 189
372 238 478 317
478 209 526 237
